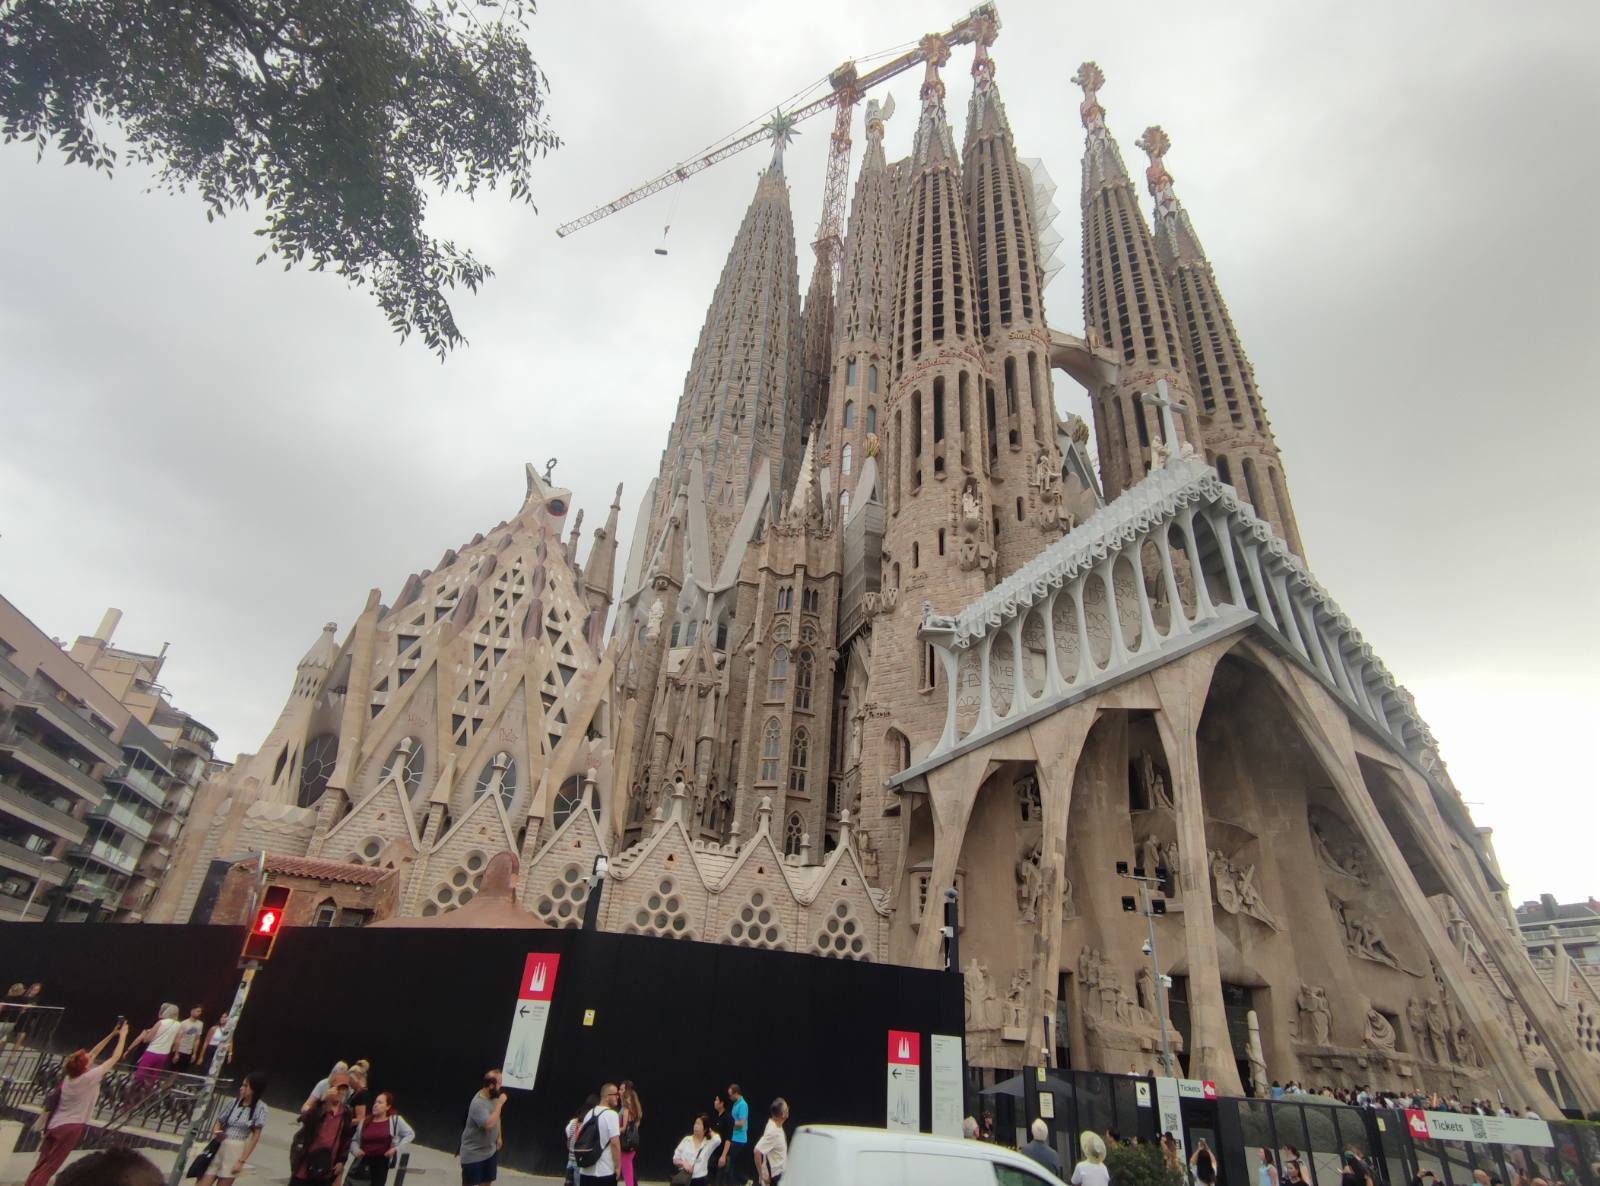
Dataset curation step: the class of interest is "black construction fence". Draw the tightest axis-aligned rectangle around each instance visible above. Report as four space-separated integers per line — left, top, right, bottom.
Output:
985 1068 1600 1186
0 921 963 1178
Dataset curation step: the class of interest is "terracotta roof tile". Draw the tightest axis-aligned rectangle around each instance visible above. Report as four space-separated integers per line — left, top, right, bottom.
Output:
238 854 392 887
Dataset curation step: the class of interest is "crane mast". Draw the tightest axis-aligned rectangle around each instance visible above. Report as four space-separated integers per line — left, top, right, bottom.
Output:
552 4 999 241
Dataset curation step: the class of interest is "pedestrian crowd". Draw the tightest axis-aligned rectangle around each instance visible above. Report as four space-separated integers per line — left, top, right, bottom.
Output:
1267 1081 1541 1118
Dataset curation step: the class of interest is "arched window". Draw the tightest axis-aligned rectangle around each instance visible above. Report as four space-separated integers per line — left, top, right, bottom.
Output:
886 728 912 774
794 649 814 711
842 444 853 475
788 728 809 793
868 364 879 393
784 812 805 857
553 774 585 829
383 737 425 799
759 718 782 782
840 491 850 519
475 751 519 811
846 357 858 385
776 584 793 611
866 404 877 433
843 400 855 429
298 733 339 808
767 645 789 701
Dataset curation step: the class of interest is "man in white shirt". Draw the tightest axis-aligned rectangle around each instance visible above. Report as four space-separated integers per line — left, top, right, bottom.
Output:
577 1083 622 1186
753 1098 789 1186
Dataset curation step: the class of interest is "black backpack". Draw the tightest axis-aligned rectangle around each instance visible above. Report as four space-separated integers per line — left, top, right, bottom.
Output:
572 1109 608 1169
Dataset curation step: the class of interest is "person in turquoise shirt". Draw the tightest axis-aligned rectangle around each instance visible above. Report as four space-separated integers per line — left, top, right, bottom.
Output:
727 1083 749 1185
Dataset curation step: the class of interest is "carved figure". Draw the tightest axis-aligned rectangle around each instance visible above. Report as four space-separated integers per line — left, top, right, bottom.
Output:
1061 876 1076 919
964 959 1002 1030
645 595 666 641
1309 808 1369 884
1163 840 1182 895
1015 840 1044 923
961 482 983 526
1297 984 1332 1046
1454 1026 1482 1068
1139 834 1164 880
1364 1008 1397 1051
1407 997 1429 1059
1210 850 1279 929
1331 896 1415 973
1138 750 1173 809
1004 969 1030 1032
1425 997 1450 1062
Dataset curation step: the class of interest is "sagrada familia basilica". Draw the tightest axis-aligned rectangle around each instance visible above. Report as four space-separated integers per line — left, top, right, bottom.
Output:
150 18 1599 1114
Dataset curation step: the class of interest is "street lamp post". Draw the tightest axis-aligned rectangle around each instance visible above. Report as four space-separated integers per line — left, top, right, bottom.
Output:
1118 860 1175 1076
16 856 59 921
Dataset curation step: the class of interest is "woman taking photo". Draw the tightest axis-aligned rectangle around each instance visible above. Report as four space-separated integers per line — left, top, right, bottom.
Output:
199 1072 269 1186
24 1020 128 1186
132 1004 182 1086
353 1091 414 1186
671 1114 721 1186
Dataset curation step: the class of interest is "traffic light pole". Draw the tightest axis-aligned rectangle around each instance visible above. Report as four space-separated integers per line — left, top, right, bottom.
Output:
165 960 259 1186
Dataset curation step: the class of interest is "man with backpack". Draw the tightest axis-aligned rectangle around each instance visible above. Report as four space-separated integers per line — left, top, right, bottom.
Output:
460 1070 507 1186
571 1082 623 1186
291 1074 356 1186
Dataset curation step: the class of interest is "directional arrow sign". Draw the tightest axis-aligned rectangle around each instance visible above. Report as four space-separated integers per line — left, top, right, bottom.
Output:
886 1030 921 1133
502 953 559 1091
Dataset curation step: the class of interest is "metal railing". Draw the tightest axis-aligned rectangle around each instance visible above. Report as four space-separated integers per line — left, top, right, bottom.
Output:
89 797 156 841
106 762 168 808
17 689 122 765
74 837 139 874
0 1052 234 1150
0 778 88 843
1 734 105 802
0 836 67 880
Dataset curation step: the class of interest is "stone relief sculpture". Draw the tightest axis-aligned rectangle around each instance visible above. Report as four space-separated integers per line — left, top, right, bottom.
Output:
1138 834 1164 879
1364 1008 1397 1051
1210 849 1279 929
1016 839 1044 923
964 958 1003 1031
1163 840 1182 895
1061 875 1077 919
1297 984 1333 1046
1004 968 1031 1035
645 595 666 641
1077 946 1182 1065
1309 806 1369 884
1330 895 1419 974
1136 750 1174 809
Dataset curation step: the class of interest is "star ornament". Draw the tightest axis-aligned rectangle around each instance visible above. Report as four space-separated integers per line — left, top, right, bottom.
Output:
763 109 800 150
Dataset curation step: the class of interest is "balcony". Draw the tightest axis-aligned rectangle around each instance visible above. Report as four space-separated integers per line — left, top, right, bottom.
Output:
0 837 68 882
105 762 168 808
0 652 27 698
0 735 104 803
88 798 154 841
0 780 87 844
15 689 122 765
72 838 138 875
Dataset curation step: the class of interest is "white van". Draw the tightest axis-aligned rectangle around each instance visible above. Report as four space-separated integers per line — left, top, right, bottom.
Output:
782 1124 1070 1186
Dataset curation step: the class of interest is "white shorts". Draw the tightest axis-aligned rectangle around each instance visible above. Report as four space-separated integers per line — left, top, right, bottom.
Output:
215 1137 252 1179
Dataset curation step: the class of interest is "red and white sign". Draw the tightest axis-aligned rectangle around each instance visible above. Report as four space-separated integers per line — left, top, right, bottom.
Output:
1202 1080 1217 1100
503 953 560 1090
1177 1078 1217 1100
1403 1109 1552 1148
886 1029 921 1133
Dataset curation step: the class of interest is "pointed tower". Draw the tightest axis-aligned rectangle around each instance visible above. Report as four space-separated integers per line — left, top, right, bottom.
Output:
823 94 899 517
649 125 804 555
962 26 1065 576
884 34 995 588
582 483 624 648
1073 63 1201 499
1137 126 1306 556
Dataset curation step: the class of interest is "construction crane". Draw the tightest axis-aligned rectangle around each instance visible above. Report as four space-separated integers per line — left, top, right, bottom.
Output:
553 3 1000 253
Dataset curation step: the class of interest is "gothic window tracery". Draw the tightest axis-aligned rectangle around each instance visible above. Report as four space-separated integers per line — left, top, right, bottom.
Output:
843 401 855 429
767 645 789 701
474 751 518 811
383 737 425 800
784 811 805 856
842 444 853 475
297 733 339 807
776 585 794 611
789 727 809 794
794 650 814 711
759 718 781 782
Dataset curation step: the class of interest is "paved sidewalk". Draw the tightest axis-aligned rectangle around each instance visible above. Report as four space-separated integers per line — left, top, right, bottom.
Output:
2 1106 574 1186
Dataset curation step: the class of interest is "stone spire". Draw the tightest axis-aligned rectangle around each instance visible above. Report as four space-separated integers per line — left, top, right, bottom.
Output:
1136 126 1305 556
650 135 803 537
824 93 898 514
1073 63 1201 499
962 31 1063 576
294 622 339 699
582 483 624 646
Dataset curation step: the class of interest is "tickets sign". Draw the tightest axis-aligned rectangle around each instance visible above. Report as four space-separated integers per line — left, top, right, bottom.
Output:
1403 1109 1552 1148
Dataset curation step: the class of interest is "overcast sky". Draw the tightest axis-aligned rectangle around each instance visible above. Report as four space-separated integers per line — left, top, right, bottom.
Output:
2 0 1596 904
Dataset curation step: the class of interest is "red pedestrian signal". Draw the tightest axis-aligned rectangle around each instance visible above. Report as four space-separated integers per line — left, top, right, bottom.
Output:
240 885 291 963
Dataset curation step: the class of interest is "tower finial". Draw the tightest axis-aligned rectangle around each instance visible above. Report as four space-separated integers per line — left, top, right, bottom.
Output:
1136 125 1178 214
919 33 951 105
762 109 799 171
1072 61 1106 131
865 93 895 139
971 13 997 87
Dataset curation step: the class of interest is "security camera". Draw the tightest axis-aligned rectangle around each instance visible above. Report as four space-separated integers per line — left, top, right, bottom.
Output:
1141 939 1153 956
939 925 955 940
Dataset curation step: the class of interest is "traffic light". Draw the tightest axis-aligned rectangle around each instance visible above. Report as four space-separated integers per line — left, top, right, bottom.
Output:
240 885 291 963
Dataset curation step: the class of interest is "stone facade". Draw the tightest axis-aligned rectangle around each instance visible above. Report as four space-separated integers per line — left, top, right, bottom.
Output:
152 41 1597 1117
